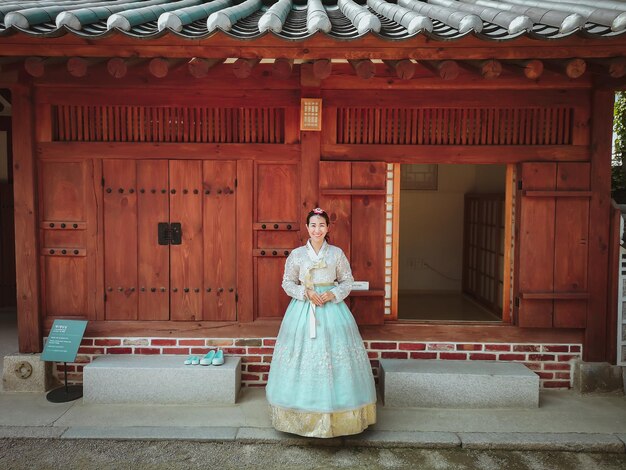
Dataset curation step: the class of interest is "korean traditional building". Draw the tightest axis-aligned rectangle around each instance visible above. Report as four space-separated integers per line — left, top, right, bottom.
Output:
0 0 625 388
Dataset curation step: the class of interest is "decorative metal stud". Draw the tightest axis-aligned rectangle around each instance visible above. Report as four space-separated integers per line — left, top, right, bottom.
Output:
261 224 266 229
118 287 123 292
107 287 113 292
205 190 210 195
183 189 188 194
184 288 189 293
218 288 224 293
49 249 55 254
119 188 124 193
272 250 277 256
287 225 292 230
106 188 112 193
61 249 67 254
61 223 66 228
49 223 55 228
194 288 200 293
140 189 145 193
74 250 79 255
261 250 266 256
274 224 278 229
173 288 178 292
151 287 156 292
193 189 199 194
151 189 156 194
129 189 135 194
140 287 146 292
206 288 212 292
73 224 78 229
229 288 234 292
284 250 289 256
161 189 166 194
160 287 166 292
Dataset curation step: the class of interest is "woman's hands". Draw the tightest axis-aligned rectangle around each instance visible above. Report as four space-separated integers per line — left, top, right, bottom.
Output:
306 289 335 306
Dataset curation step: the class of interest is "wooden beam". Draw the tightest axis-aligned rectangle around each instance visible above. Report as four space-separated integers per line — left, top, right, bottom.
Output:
24 57 52 77
313 59 332 80
233 58 261 79
545 58 587 79
12 84 41 353
463 59 502 79
420 60 459 80
584 89 613 362
348 59 376 80
588 57 626 79
504 59 544 80
187 58 222 78
272 58 293 80
383 60 416 80
38 142 302 161
301 131 321 234
106 58 146 79
321 144 589 163
148 58 186 78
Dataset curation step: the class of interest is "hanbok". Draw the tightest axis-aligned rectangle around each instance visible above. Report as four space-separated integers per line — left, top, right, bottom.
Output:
266 240 377 438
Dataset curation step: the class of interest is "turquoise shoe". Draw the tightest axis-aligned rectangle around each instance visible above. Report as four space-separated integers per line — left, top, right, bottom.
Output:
190 356 200 365
184 355 196 365
212 349 224 366
200 350 216 366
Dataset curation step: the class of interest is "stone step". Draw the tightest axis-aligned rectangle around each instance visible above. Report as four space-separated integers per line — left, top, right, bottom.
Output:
83 355 241 404
380 359 539 409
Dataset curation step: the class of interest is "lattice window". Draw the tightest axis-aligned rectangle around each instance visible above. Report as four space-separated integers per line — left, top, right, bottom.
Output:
337 107 573 145
53 105 285 144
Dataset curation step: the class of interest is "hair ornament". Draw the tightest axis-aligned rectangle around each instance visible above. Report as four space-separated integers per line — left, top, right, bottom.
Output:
313 207 325 214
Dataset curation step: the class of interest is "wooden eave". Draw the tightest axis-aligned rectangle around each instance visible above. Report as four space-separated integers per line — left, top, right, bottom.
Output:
1 30 626 60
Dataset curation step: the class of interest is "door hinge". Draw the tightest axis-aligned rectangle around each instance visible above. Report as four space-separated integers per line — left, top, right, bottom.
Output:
158 222 183 245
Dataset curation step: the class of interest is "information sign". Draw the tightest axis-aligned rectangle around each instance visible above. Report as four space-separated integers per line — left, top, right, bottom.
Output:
41 319 88 363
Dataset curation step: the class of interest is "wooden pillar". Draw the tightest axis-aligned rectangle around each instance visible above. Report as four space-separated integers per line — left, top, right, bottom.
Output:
236 159 254 322
585 88 613 362
11 84 41 353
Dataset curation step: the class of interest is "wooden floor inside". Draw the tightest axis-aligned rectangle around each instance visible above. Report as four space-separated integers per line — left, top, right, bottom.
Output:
398 293 502 322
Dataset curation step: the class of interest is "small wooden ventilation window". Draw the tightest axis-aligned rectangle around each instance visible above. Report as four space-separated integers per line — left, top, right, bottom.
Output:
53 105 285 144
337 107 573 145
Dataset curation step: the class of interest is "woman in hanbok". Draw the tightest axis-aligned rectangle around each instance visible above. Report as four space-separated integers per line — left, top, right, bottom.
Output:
266 208 377 438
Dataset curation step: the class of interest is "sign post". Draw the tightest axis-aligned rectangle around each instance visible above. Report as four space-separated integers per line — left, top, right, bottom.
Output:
41 319 88 403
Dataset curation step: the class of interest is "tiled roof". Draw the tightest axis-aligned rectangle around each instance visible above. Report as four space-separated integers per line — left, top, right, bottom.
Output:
0 0 625 41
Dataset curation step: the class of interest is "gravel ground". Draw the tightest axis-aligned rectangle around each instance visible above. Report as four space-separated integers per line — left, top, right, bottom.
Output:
1 439 626 470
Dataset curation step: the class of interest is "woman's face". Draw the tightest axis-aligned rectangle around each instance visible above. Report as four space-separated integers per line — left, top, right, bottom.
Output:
307 215 329 243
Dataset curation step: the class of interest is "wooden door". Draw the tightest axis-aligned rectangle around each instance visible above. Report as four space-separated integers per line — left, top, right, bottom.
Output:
103 159 237 321
516 162 590 328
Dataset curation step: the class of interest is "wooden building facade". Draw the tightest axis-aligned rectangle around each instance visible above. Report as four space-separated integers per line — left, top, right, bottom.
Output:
1 0 625 387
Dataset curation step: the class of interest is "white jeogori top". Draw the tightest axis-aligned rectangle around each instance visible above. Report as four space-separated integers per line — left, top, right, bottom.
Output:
282 240 354 304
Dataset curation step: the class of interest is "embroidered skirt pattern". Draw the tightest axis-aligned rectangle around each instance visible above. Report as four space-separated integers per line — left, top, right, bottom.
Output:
266 286 377 438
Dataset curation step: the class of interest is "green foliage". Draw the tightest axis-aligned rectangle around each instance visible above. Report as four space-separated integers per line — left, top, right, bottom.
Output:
612 92 626 201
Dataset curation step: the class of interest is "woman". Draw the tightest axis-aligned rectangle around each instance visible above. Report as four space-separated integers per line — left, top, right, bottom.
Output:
266 208 377 438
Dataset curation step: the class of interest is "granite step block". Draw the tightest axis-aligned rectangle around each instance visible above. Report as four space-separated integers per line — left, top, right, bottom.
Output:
380 359 539 408
83 355 241 404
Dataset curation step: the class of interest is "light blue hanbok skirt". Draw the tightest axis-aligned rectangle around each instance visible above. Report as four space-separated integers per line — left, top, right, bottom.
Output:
266 286 377 438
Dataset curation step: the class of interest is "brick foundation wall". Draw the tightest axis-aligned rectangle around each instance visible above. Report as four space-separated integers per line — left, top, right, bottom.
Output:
54 338 582 389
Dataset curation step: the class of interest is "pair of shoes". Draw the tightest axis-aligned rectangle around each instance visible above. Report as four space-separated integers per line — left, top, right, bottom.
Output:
184 356 200 365
200 349 225 366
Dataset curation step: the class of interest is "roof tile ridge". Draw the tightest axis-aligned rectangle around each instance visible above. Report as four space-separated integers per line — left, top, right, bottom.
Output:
158 0 234 32
397 0 483 33
206 0 263 32
259 0 292 33
307 0 332 34
367 0 433 34
338 0 382 34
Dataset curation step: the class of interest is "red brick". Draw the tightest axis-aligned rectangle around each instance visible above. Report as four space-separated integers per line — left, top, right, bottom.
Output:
162 348 190 355
95 339 121 346
247 348 273 355
513 345 540 352
135 348 161 355
544 363 571 371
242 374 260 381
381 352 408 359
56 365 75 372
206 339 234 346
248 364 270 373
78 347 105 355
262 374 269 381
399 343 426 351
224 348 246 355
427 343 455 351
191 348 211 355
528 354 555 361
499 354 526 361
523 362 542 371
535 372 554 380
263 339 276 346
555 372 571 380
410 352 437 359
80 339 94 346
367 351 379 359
457 344 483 351
242 356 263 363
151 339 177 346
235 339 262 347
440 353 467 360
542 381 571 389
370 342 398 350
179 340 205 346
75 365 84 372
262 356 273 362
557 355 579 362
542 345 569 353
570 345 582 353
74 355 92 364
485 344 511 352
469 353 496 360
107 347 132 354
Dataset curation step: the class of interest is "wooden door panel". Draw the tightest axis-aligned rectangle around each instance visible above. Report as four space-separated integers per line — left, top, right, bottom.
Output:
256 163 299 222
137 160 169 321
203 160 237 321
256 256 290 318
44 256 87 316
169 160 203 321
41 162 85 221
518 163 556 328
103 160 138 320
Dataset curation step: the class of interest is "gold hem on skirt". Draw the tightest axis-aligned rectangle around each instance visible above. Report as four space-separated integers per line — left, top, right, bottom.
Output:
269 403 376 438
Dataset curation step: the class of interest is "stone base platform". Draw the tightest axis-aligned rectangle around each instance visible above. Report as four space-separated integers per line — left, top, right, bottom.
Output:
83 355 241 404
380 359 539 408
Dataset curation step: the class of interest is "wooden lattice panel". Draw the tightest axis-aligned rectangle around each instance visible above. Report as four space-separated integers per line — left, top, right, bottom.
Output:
53 105 285 143
337 107 573 145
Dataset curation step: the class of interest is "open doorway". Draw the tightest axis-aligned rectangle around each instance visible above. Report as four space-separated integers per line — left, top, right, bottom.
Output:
397 164 510 321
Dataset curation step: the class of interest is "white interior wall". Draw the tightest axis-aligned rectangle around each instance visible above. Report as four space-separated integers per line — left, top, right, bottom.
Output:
398 164 506 292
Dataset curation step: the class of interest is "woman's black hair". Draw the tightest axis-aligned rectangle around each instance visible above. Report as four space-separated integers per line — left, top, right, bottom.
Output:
306 209 330 242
